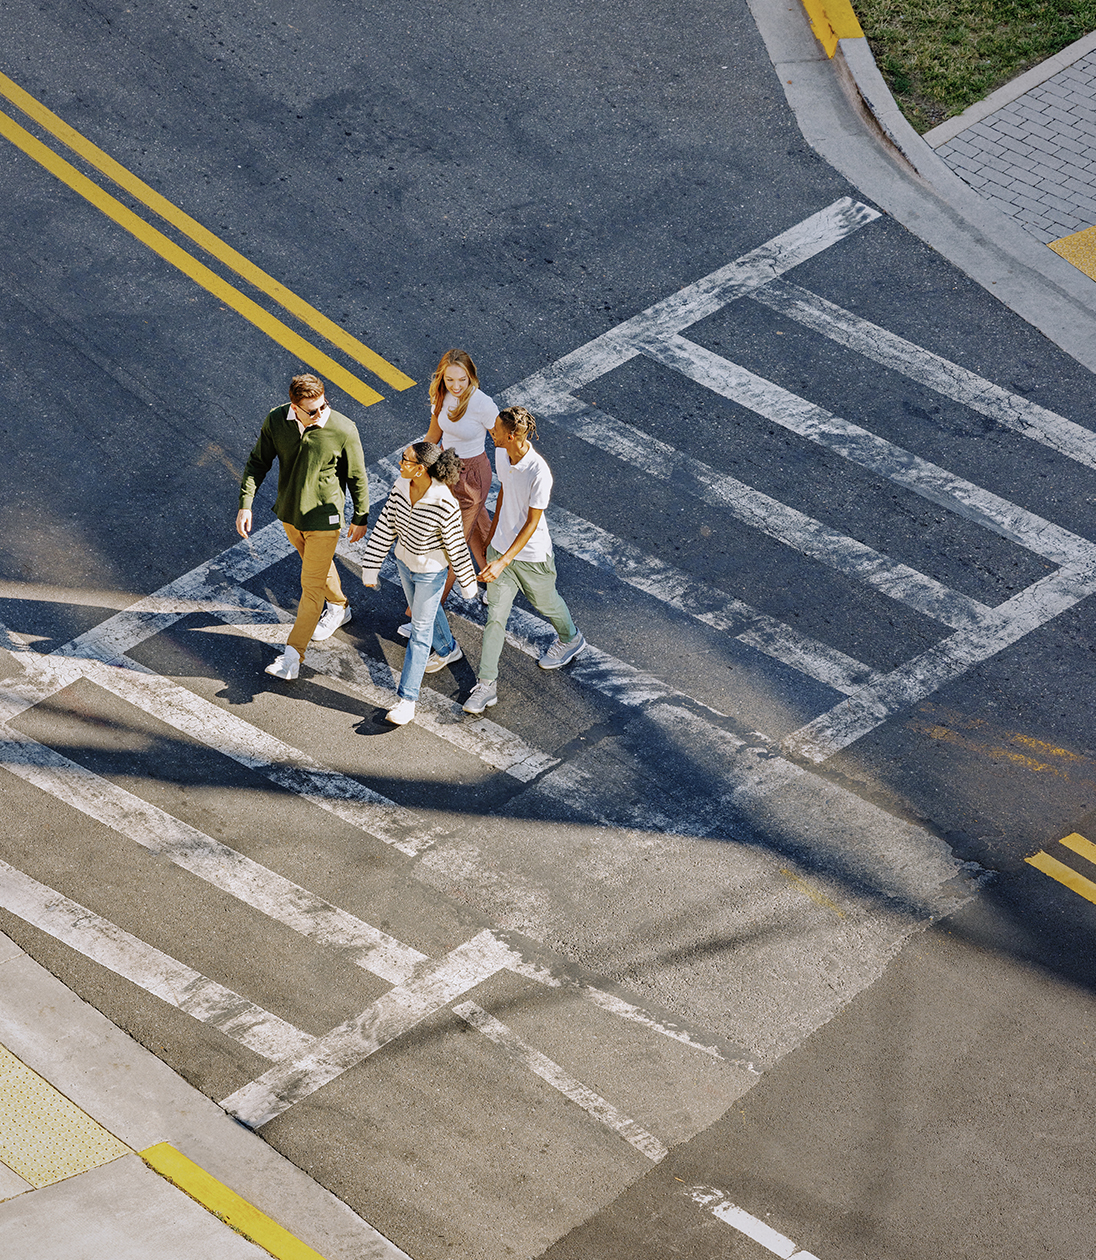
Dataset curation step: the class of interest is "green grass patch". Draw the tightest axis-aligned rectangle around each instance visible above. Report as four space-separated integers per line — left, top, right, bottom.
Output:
852 0 1096 131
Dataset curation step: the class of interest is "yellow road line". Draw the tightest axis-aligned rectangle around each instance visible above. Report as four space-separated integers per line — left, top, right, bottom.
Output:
0 70 413 392
0 105 384 408
1059 832 1096 867
141 1143 328 1260
1025 850 1096 905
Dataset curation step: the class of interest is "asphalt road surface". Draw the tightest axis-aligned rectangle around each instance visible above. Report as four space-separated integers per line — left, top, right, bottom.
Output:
1 2 1095 1258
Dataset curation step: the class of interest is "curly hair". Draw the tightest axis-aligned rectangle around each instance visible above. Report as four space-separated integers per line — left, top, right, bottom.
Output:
428 349 479 427
411 441 463 487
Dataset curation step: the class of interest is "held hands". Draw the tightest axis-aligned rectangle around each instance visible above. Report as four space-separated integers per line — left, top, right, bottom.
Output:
478 557 508 584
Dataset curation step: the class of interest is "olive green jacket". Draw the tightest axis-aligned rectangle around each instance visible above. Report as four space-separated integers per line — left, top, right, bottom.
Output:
239 404 369 531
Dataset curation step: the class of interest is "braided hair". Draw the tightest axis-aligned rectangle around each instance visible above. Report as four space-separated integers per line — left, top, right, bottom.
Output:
496 405 539 442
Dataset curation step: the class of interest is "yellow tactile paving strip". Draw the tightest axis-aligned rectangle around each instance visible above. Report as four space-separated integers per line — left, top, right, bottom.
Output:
0 1043 129 1187
1048 224 1096 281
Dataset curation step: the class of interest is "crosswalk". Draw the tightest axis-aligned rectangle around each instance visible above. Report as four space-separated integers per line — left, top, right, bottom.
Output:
3 194 1093 1256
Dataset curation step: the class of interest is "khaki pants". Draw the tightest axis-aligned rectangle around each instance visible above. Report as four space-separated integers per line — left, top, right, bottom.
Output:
282 523 346 657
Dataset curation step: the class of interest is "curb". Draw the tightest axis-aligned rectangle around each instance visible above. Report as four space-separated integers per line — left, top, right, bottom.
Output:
800 1 1096 193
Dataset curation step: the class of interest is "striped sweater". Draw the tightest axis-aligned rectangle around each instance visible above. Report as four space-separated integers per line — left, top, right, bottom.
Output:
360 477 478 597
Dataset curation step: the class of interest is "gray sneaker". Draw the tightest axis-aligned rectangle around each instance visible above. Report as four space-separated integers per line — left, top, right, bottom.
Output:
424 643 463 673
538 631 586 670
462 680 498 714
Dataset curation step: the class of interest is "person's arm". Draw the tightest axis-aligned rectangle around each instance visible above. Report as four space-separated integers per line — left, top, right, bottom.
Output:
479 505 542 583
236 418 277 537
341 427 370 543
359 489 400 587
439 507 479 600
425 413 443 445
483 486 506 551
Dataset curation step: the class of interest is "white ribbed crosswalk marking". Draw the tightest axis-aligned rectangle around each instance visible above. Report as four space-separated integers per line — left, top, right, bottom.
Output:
0 860 315 1061
7 198 1056 1153
753 277 1096 471
220 931 522 1127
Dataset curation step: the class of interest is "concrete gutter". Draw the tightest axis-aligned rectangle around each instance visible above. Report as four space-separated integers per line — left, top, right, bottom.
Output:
747 0 1096 374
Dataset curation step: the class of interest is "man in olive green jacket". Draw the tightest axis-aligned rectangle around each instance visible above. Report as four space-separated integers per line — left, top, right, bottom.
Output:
236 373 369 680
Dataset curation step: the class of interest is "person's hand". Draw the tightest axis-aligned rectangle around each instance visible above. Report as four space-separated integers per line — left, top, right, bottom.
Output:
478 557 507 584
347 523 367 544
236 509 252 538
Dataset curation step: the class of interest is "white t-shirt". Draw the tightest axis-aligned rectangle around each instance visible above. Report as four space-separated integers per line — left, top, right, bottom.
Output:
493 445 554 562
437 387 497 458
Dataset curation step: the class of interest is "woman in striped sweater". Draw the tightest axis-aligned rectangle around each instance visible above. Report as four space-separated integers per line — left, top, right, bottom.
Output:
361 442 477 725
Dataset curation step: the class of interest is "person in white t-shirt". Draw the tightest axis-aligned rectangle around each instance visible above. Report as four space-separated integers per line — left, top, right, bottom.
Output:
462 406 585 715
426 348 498 588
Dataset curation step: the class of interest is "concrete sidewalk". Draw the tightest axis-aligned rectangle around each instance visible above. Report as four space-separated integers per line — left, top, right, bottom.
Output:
0 929 410 1260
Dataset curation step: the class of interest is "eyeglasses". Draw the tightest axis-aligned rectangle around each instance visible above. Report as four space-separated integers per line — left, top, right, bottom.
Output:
295 399 326 418
399 456 420 467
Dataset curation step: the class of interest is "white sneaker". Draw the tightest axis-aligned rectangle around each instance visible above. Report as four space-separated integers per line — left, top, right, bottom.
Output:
312 602 352 641
396 622 412 639
462 680 498 714
424 643 463 674
264 644 300 680
385 698 416 725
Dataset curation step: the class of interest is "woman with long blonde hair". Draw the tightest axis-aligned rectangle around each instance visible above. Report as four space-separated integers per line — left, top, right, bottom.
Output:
411 349 498 607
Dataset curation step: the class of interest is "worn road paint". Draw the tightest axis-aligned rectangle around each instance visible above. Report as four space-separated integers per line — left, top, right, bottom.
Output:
754 278 1096 471
687 1184 821 1259
219 932 522 1128
647 332 1096 568
453 1001 670 1162
0 861 315 1061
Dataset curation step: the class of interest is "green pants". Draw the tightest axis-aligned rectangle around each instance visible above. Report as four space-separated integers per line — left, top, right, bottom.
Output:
478 546 577 682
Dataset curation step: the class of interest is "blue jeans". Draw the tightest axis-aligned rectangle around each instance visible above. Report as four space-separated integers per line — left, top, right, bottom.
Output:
396 559 457 702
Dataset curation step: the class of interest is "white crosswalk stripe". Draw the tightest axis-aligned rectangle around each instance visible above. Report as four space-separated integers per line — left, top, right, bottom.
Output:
219 931 524 1127
644 332 1096 568
514 390 995 631
452 1001 670 1163
0 860 316 1061
753 277 1096 470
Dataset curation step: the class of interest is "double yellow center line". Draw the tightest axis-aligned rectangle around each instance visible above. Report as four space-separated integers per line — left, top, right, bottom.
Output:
0 70 413 407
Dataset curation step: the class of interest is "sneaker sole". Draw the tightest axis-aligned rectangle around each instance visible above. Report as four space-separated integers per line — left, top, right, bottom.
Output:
424 649 463 674
462 696 497 715
311 611 352 642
